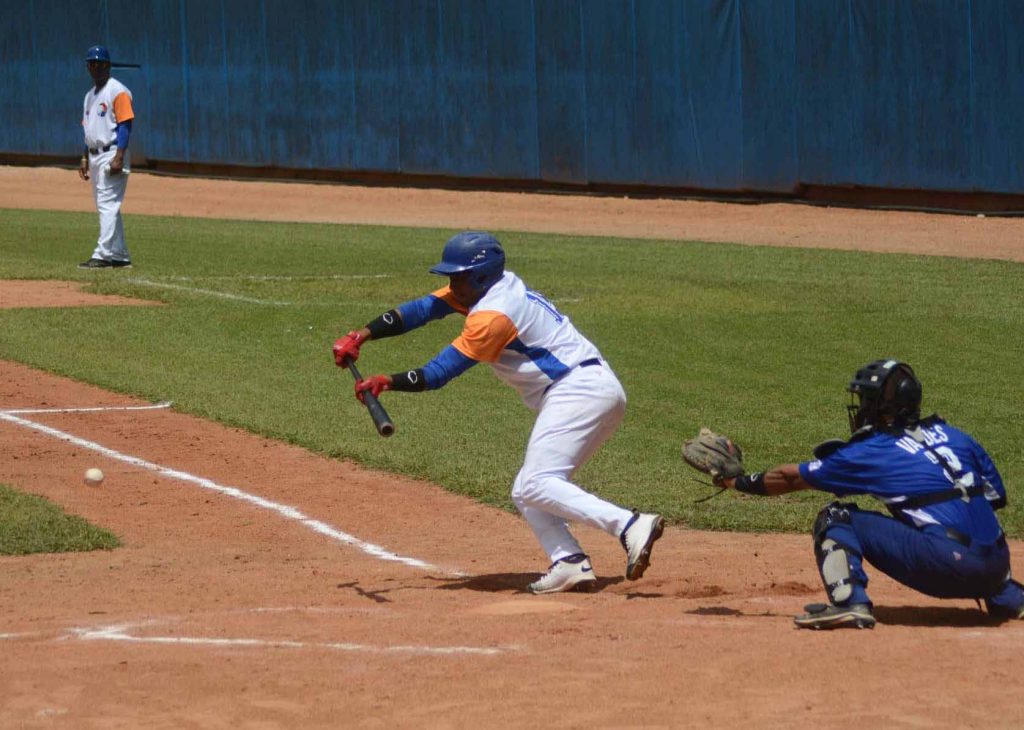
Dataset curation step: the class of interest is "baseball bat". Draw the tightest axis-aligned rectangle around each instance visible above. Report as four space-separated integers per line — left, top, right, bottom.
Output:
345 359 395 437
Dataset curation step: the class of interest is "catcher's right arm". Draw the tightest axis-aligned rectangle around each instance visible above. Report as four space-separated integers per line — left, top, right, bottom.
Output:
681 427 745 486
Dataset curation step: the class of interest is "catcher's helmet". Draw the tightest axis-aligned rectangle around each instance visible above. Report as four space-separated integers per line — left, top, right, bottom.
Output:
85 45 111 63
847 359 922 434
429 231 505 293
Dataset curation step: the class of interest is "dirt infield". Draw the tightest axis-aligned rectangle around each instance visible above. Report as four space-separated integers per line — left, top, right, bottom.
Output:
2 168 1023 729
3 165 1024 261
0 279 159 309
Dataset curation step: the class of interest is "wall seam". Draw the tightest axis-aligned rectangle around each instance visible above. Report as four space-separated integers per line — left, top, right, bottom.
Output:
179 0 191 162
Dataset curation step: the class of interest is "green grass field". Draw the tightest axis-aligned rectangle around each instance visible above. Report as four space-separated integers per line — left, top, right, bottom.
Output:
0 483 119 555
1 207 1021 538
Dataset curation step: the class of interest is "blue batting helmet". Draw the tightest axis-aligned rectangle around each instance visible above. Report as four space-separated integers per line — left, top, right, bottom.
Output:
429 232 505 293
85 45 111 62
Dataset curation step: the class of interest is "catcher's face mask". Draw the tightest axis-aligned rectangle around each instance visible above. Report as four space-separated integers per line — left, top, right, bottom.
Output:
846 360 921 434
847 392 872 434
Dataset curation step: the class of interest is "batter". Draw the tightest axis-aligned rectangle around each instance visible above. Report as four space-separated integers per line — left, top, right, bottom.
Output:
78 45 134 269
333 231 665 593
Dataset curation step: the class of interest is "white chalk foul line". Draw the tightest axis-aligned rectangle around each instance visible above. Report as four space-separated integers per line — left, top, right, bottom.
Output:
126 273 392 304
0 402 172 415
163 274 392 282
69 624 507 656
126 278 291 306
0 411 452 575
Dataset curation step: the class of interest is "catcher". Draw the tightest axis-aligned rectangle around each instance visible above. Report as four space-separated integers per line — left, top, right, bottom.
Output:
683 359 1024 629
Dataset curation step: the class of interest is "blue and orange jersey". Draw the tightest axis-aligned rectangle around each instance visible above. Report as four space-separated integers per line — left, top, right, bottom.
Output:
396 271 603 409
82 78 134 148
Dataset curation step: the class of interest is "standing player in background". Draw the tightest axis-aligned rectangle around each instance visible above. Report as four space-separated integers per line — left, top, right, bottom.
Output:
710 360 1024 629
333 232 665 594
78 45 134 269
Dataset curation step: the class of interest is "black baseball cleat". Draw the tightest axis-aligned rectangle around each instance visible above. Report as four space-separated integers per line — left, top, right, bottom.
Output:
78 258 112 269
109 259 132 268
794 602 876 630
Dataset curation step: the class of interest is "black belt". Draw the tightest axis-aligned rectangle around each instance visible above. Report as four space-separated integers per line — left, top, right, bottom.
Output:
543 358 602 394
88 144 113 155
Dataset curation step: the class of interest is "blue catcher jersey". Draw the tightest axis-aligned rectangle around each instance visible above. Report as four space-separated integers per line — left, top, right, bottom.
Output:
799 418 1006 545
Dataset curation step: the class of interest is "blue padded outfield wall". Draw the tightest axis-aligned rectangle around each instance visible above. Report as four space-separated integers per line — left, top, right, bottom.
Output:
3 0 1024 195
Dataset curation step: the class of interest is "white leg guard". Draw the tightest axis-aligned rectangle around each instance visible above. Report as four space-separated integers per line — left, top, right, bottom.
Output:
819 538 854 604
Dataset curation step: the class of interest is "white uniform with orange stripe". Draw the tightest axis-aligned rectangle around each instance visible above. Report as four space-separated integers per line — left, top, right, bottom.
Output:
82 77 134 263
434 271 636 562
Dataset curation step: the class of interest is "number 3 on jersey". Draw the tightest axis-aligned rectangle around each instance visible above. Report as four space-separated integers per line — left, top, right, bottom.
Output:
932 445 978 487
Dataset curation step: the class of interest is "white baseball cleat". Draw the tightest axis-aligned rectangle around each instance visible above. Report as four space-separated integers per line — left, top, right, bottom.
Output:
528 553 597 594
620 511 665 580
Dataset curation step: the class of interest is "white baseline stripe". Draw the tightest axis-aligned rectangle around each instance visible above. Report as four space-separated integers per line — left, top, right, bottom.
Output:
127 278 291 306
0 402 172 415
163 274 392 282
70 624 506 656
0 411 451 575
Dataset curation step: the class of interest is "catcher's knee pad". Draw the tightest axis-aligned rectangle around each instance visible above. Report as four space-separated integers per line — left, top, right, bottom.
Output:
812 502 860 605
812 501 856 542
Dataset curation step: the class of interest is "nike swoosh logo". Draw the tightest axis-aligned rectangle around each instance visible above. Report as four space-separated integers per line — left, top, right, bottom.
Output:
581 566 593 573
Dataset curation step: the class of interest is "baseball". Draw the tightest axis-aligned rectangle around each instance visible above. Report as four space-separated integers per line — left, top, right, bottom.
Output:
84 467 105 487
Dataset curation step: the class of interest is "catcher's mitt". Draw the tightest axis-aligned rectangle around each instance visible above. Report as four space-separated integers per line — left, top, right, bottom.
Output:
682 428 745 487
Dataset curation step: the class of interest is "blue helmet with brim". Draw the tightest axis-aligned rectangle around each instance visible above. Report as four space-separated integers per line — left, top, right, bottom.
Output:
430 231 505 292
85 45 111 62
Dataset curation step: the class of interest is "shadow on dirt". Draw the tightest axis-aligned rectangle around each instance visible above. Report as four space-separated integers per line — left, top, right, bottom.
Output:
431 573 624 593
685 606 745 616
670 604 1012 627
336 581 393 603
873 605 1008 628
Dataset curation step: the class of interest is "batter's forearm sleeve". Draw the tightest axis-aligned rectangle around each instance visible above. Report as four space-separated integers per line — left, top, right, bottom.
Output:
366 294 457 340
388 369 428 392
385 348 477 392
365 309 404 339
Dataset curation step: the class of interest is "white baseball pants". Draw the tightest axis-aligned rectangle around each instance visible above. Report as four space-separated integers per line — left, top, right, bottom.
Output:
511 362 635 562
89 149 131 263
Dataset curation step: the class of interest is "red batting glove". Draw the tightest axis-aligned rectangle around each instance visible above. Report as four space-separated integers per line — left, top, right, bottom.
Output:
354 375 391 403
333 330 366 367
